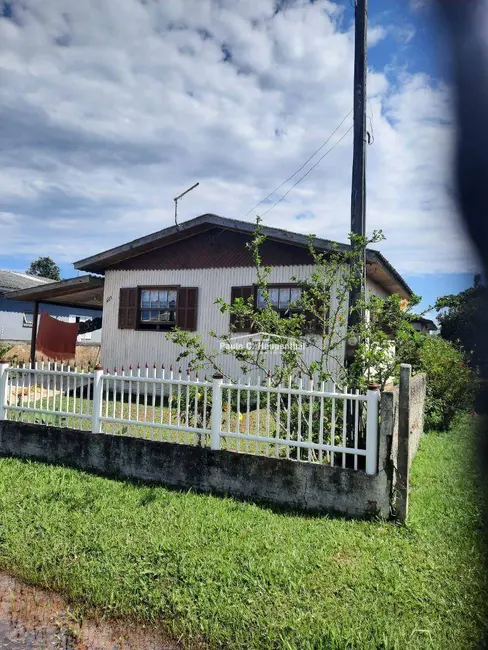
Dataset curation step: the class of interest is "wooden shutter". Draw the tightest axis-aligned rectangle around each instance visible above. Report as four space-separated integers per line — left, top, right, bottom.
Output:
176 287 198 331
230 286 253 332
118 288 138 329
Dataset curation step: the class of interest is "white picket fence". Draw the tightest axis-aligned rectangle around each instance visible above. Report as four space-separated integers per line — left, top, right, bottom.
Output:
0 361 380 474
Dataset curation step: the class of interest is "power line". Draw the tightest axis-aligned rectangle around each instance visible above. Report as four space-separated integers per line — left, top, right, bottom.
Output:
243 110 353 218
367 99 374 144
258 124 353 218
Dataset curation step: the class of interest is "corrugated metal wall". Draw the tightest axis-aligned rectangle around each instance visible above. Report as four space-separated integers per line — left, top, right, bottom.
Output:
0 297 102 344
101 266 384 382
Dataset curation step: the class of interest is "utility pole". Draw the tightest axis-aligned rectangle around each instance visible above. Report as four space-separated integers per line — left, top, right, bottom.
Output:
346 0 368 363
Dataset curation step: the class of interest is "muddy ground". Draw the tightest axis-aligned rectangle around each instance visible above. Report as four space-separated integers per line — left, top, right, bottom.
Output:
0 573 182 650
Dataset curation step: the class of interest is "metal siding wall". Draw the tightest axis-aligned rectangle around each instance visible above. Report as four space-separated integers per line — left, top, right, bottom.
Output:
101 267 348 380
0 297 102 343
366 277 389 299
0 309 28 341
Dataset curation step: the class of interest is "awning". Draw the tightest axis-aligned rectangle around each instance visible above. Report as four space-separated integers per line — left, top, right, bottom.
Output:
5 275 104 309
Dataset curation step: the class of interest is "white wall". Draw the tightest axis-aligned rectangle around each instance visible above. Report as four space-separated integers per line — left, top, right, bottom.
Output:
367 281 390 299
100 266 386 382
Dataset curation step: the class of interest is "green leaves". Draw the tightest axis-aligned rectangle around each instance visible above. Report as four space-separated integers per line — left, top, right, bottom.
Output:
434 277 488 372
418 336 475 430
26 256 61 281
164 218 419 390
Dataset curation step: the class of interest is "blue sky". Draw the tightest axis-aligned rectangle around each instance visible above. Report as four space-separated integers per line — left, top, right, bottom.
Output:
0 0 478 315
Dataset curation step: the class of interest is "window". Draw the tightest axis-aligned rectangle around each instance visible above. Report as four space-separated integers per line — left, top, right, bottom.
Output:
139 288 178 329
231 284 322 334
118 287 198 332
22 312 33 328
256 286 302 318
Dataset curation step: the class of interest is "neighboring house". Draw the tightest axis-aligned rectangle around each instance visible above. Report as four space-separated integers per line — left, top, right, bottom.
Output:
411 316 438 334
68 214 413 379
0 270 102 345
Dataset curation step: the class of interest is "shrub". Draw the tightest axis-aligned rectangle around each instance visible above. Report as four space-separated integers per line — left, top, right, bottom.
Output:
417 335 475 430
0 343 12 359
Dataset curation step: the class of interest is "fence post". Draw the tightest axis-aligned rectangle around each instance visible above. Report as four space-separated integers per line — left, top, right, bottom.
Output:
365 382 380 475
91 365 103 434
396 363 411 523
0 360 9 421
210 373 223 451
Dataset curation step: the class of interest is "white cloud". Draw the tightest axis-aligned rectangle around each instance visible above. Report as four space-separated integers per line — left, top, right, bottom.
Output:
0 0 476 277
368 25 388 47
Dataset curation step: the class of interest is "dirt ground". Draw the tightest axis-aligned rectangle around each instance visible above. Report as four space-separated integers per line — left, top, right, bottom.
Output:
0 573 181 650
1 345 100 368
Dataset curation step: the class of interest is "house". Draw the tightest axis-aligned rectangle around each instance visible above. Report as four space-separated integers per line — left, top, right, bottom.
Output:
73 214 412 378
5 215 412 376
411 316 437 334
0 270 103 346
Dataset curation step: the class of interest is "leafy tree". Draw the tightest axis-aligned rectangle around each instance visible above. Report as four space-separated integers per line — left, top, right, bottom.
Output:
26 256 61 281
435 274 488 372
433 276 487 418
349 293 422 390
165 219 426 460
167 217 420 392
167 218 475 442
418 335 475 430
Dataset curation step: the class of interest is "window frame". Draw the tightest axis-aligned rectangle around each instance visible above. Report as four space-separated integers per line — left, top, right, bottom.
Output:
255 283 325 334
137 285 180 331
254 283 303 319
230 283 323 334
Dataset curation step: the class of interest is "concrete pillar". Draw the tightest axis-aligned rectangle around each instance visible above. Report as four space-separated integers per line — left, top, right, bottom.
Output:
396 363 411 523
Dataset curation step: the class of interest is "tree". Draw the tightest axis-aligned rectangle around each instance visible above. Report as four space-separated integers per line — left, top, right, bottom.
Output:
165 219 425 459
435 274 488 372
166 217 417 390
26 257 61 281
166 218 475 443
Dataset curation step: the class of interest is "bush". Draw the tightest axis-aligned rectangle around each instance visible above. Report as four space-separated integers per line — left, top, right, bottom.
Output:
417 335 475 430
0 343 12 359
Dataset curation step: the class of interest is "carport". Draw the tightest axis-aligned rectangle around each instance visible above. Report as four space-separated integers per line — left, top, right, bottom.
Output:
5 275 104 366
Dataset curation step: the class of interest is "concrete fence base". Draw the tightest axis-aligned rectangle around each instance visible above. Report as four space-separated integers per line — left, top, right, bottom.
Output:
0 420 392 519
386 366 427 522
0 368 426 520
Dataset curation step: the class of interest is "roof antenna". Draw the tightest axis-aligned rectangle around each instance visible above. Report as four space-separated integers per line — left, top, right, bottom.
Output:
174 182 199 227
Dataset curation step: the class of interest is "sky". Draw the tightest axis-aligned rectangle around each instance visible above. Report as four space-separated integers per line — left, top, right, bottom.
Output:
0 0 480 314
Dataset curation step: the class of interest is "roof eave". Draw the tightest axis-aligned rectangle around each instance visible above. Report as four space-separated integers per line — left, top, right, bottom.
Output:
5 275 105 309
73 213 412 300
74 214 351 274
74 214 223 273
367 250 413 299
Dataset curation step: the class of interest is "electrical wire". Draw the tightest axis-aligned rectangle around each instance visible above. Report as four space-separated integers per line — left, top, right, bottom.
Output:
243 109 353 218
367 99 375 144
258 124 353 218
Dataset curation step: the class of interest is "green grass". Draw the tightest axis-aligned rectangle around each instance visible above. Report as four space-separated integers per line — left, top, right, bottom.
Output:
7 395 284 455
0 414 487 649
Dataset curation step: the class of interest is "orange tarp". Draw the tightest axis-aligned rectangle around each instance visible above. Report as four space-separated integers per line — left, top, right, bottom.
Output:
36 312 79 361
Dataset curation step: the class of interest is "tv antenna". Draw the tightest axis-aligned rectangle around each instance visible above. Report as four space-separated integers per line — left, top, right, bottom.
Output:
174 182 199 226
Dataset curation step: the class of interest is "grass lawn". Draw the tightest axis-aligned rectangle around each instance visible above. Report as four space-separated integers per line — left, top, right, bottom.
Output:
0 414 487 649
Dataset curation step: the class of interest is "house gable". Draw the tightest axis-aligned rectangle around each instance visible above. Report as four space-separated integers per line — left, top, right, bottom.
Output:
112 228 313 271
74 214 412 299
